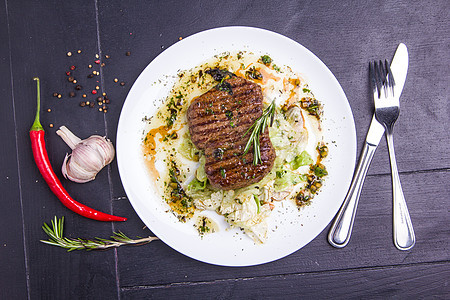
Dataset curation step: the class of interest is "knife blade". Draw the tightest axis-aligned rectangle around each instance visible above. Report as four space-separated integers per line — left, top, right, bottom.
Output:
390 43 409 99
328 43 408 248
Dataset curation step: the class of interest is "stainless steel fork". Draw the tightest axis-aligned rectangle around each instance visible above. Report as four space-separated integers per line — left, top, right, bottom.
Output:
371 60 415 251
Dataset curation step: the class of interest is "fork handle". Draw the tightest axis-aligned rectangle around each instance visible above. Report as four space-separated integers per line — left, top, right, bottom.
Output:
328 142 377 248
385 130 415 250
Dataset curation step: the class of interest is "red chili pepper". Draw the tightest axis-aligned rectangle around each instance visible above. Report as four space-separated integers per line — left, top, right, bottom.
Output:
30 77 126 222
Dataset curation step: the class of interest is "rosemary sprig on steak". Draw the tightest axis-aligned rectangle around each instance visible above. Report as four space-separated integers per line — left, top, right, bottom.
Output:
243 100 276 165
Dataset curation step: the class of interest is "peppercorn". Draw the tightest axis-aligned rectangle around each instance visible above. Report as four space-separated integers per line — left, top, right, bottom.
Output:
66 71 71 76
97 97 102 102
89 102 95 108
80 101 86 107
91 90 97 95
53 92 58 97
87 74 94 79
120 81 125 86
125 51 131 56
105 99 110 104
75 85 82 90
95 60 100 64
101 63 105 67
69 91 76 97
68 76 74 82
70 65 76 70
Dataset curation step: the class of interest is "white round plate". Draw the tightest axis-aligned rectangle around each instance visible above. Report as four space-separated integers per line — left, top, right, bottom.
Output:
117 26 356 266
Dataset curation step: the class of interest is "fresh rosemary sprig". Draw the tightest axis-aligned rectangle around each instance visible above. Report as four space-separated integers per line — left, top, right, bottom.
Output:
243 100 276 165
40 216 158 251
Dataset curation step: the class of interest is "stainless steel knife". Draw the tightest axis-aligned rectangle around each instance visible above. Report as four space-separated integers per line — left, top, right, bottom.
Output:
328 43 408 248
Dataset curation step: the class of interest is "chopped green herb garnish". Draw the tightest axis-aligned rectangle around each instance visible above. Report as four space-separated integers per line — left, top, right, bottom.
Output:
220 167 226 178
260 55 272 66
245 66 263 80
225 110 233 119
311 163 328 178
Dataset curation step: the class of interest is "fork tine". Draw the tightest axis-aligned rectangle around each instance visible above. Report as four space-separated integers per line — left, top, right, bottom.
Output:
379 60 390 98
379 60 386 83
369 61 377 96
374 61 383 98
385 59 395 96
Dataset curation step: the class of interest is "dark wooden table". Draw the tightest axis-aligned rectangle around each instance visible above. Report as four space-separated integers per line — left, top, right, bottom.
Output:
1 1 449 299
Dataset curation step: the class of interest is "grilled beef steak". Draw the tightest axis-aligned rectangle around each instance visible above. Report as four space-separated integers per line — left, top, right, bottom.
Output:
187 76 276 190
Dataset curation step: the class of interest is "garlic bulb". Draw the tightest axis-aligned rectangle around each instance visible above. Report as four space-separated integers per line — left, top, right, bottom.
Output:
56 126 115 183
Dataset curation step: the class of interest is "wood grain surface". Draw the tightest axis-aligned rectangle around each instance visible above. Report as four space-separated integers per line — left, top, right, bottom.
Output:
0 0 448 299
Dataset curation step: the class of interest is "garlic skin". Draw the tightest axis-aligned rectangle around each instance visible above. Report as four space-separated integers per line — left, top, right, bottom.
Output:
57 126 115 183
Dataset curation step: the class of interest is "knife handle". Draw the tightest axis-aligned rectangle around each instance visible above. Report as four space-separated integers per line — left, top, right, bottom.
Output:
328 142 377 248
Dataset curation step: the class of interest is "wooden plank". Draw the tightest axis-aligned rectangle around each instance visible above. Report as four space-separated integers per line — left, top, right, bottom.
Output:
0 1 28 299
6 1 119 298
1 0 448 298
120 262 450 299
113 170 449 286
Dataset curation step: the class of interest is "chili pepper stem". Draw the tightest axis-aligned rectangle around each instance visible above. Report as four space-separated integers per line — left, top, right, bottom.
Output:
31 77 44 132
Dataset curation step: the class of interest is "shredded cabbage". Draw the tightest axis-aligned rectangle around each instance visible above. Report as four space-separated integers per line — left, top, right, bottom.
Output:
290 151 313 170
274 168 306 191
196 155 207 182
178 132 200 161
187 178 207 191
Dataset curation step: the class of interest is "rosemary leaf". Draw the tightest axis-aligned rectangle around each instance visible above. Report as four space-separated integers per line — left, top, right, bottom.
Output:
243 100 276 165
40 216 158 251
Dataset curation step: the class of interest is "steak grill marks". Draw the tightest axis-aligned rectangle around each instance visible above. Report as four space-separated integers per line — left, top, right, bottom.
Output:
187 76 276 190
